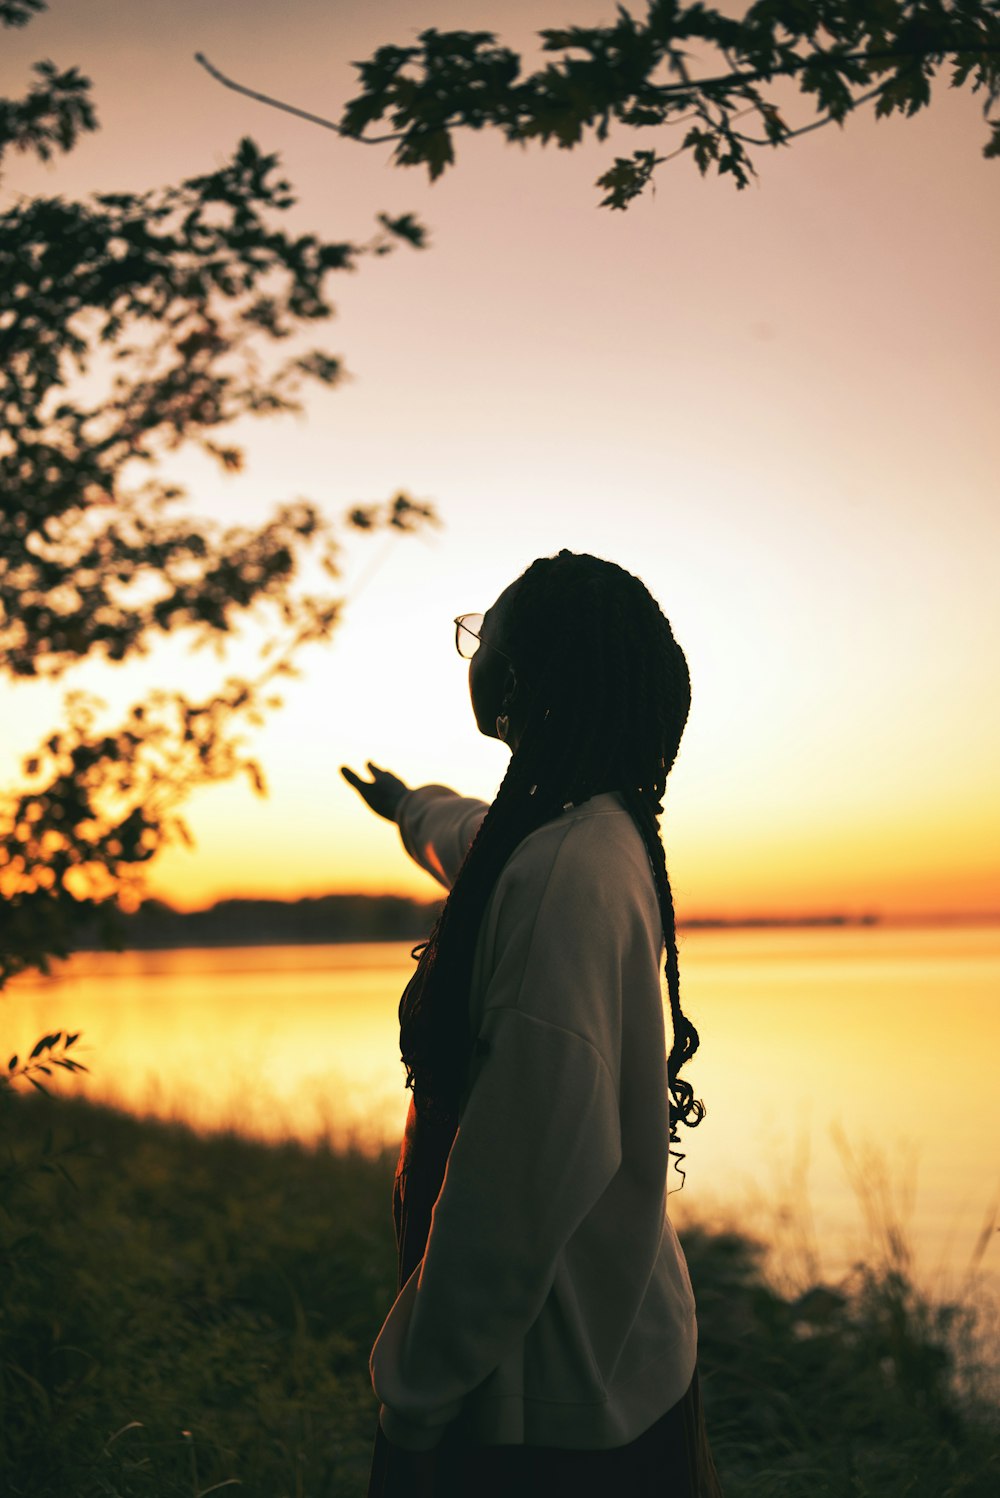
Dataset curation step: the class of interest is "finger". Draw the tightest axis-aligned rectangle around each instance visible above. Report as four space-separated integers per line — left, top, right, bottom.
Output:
340 766 361 786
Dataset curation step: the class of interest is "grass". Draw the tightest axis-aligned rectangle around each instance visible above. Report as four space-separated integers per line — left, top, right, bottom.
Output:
1 1091 997 1497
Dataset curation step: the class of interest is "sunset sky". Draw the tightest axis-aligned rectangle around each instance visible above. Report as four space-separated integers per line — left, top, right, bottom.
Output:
3 0 998 921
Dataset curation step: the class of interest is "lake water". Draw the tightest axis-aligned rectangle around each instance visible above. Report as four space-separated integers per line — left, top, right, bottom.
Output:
6 923 999 1303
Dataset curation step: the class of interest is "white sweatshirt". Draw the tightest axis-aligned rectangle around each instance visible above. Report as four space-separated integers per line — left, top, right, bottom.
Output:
370 783 698 1451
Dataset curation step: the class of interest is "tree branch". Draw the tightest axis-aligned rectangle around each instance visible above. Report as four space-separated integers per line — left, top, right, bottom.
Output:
194 52 402 143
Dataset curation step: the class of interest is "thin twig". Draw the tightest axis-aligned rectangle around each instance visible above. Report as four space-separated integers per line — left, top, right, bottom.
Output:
733 82 888 146
193 53 400 142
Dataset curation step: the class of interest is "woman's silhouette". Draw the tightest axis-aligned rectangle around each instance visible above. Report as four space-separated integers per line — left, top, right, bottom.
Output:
342 550 723 1497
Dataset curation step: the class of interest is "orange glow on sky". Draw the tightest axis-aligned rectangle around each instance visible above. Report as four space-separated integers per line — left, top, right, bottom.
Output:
2 1 998 922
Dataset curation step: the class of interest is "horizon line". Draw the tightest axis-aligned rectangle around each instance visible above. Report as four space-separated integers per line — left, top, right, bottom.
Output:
137 892 1000 931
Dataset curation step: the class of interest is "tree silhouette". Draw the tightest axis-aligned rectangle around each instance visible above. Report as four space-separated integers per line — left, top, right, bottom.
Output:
0 0 434 1087
201 0 1000 209
344 0 1000 206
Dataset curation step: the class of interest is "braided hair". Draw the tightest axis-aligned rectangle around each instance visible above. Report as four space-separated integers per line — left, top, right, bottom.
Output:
398 549 706 1183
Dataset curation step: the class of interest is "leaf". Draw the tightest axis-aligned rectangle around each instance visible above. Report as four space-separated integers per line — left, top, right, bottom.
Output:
376 211 428 249
422 129 456 181
683 126 718 177
1 3 49 30
595 149 664 210
244 760 266 796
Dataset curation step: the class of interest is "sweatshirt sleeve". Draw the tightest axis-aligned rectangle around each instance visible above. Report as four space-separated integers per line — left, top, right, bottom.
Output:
369 827 625 1450
396 783 490 890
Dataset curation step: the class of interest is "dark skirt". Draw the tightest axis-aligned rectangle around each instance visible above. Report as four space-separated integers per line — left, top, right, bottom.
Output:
366 1364 724 1497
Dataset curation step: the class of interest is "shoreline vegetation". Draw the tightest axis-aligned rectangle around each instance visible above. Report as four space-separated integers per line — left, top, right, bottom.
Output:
67 894 999 953
1 1093 998 1497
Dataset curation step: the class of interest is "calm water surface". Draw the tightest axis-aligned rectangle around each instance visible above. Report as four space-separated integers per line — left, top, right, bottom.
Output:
7 923 999 1298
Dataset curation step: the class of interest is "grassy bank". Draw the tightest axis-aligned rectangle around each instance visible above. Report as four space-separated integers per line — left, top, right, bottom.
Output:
1 1093 997 1497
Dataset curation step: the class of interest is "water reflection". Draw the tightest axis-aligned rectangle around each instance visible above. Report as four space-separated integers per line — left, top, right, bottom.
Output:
7 924 999 1294
9 943 413 1153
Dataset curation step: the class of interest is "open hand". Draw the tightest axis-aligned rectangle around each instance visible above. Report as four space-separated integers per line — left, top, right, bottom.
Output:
340 761 410 822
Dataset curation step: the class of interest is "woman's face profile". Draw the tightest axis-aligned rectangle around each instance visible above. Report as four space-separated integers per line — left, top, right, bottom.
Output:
469 582 520 743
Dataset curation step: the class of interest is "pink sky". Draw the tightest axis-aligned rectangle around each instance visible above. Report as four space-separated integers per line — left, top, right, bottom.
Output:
3 1 998 920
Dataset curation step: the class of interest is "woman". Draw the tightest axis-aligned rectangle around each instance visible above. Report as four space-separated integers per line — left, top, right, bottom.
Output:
342 549 723 1497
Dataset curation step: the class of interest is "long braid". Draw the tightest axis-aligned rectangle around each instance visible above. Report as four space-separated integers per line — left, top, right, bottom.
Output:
398 551 707 1178
620 787 706 1188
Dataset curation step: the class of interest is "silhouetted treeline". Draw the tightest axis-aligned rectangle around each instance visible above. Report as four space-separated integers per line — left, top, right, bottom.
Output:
67 896 883 953
73 895 444 951
683 913 880 929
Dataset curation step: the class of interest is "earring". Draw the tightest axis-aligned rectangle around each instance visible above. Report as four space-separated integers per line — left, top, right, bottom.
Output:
495 712 510 742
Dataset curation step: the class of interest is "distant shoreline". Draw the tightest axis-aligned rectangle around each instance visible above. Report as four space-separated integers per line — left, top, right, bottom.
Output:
68 894 999 952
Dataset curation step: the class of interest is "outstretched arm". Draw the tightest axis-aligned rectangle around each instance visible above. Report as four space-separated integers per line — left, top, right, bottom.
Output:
394 784 489 889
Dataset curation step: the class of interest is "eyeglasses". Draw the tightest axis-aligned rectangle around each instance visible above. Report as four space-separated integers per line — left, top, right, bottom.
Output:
454 613 484 658
454 612 512 665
